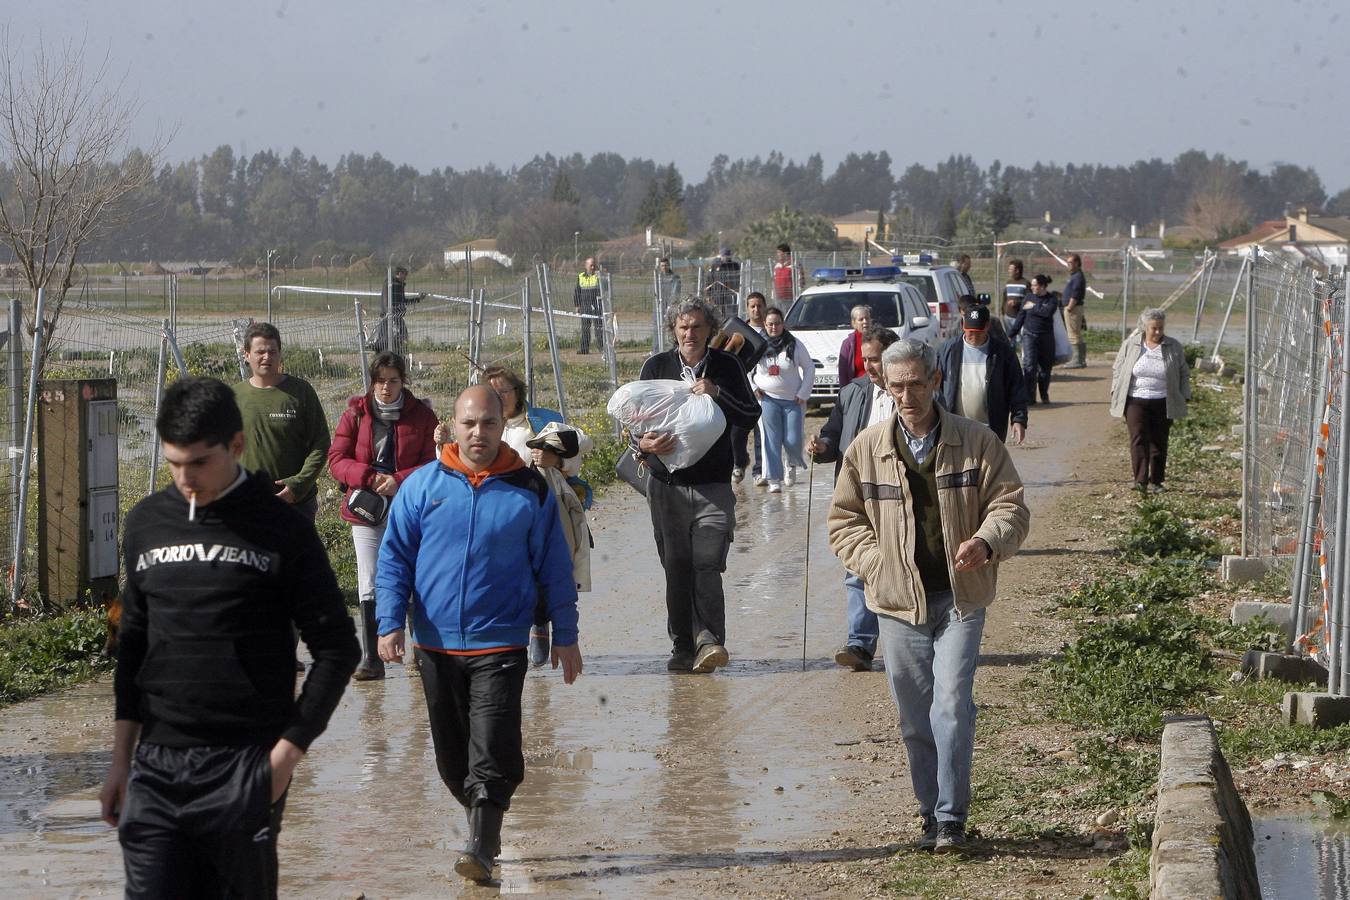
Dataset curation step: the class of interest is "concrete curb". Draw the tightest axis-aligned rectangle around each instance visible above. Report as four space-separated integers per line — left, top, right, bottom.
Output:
1150 715 1260 899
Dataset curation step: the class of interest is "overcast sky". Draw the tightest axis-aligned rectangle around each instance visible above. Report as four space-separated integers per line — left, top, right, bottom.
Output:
13 0 1350 191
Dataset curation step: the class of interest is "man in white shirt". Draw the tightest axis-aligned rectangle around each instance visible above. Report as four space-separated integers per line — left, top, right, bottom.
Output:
935 306 1028 444
807 326 899 671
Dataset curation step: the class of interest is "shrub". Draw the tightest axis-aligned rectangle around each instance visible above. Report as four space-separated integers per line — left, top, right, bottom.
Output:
0 607 113 706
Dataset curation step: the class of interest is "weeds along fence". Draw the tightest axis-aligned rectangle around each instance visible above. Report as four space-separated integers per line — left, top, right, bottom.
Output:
1232 248 1350 695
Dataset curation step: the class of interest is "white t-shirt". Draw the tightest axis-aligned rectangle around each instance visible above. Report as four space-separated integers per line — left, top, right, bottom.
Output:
1130 343 1169 400
957 339 990 425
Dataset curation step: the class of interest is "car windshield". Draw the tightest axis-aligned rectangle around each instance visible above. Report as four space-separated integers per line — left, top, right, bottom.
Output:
896 274 937 303
784 291 902 329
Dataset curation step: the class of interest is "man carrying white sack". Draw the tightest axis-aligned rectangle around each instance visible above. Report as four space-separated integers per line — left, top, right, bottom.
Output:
628 297 760 674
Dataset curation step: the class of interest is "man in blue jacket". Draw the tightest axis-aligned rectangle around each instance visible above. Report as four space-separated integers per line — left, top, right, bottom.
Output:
376 384 582 885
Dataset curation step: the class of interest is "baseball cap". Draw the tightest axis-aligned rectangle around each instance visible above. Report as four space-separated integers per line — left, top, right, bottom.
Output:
963 306 990 331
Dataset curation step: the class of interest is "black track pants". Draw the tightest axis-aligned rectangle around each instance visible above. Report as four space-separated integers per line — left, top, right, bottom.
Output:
416 646 528 810
118 743 287 900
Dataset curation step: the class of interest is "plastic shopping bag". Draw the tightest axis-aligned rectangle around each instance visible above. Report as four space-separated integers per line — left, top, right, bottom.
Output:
1052 308 1072 365
607 379 726 472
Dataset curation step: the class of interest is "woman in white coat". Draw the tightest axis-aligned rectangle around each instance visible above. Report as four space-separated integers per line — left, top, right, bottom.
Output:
751 307 815 492
1110 308 1191 493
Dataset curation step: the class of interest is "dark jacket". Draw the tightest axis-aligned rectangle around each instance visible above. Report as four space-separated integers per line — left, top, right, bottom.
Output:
1007 292 1060 338
936 334 1029 442
837 331 865 389
327 390 440 526
637 346 760 485
1064 271 1087 308
115 472 360 751
812 375 879 479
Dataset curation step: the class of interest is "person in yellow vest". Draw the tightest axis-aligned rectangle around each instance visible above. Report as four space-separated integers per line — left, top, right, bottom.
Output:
574 257 603 355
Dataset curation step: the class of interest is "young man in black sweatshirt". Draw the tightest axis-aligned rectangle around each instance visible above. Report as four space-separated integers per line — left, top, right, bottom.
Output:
99 377 360 899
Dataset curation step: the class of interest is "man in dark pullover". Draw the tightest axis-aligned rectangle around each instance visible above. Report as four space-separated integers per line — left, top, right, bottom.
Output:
636 297 760 674
100 377 360 899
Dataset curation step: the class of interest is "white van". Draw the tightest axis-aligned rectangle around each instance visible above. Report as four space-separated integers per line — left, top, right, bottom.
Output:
782 265 939 404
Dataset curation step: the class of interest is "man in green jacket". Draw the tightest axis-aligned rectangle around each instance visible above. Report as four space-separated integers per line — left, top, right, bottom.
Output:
233 322 331 520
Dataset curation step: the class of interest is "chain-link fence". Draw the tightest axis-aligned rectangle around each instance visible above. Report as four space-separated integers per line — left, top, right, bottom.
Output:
1232 248 1350 695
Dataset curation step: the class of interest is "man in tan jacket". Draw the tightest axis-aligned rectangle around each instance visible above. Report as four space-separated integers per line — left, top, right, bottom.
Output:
828 339 1030 852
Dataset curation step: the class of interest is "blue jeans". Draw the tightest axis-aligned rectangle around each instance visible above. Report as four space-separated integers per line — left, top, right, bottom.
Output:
758 395 805 482
877 591 986 823
844 571 878 654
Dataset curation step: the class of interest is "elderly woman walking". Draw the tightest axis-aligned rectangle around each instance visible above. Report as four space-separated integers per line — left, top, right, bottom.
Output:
1110 308 1191 493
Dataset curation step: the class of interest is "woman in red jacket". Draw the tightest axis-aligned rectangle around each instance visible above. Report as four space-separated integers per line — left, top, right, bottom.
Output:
328 351 438 680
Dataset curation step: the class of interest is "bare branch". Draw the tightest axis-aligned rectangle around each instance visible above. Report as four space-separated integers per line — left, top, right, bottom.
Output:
0 29 168 359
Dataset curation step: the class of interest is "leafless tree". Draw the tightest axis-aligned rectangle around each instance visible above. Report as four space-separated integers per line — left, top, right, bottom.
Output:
0 32 165 358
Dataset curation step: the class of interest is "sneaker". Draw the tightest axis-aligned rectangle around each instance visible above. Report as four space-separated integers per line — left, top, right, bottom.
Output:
1150 483 1167 494
784 466 797 487
692 643 729 673
667 650 695 672
768 481 782 493
753 475 769 487
833 644 874 672
916 815 941 851
528 627 550 668
933 821 967 853
732 467 746 484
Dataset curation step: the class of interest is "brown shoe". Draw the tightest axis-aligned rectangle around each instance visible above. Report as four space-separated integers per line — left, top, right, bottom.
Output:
692 644 729 673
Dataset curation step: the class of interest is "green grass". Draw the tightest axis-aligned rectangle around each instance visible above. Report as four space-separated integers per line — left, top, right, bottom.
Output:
0 607 113 706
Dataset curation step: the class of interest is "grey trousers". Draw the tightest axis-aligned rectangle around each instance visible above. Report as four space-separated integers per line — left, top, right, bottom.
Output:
647 479 735 653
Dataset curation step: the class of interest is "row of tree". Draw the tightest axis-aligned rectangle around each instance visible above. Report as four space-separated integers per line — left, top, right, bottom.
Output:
46 146 1348 264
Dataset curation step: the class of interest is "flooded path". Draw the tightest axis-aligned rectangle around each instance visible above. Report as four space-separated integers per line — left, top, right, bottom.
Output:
1 367 1118 897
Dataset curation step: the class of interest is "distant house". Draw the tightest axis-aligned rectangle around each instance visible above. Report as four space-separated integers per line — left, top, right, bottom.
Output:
596 230 694 263
832 210 884 246
1219 209 1349 269
444 239 513 268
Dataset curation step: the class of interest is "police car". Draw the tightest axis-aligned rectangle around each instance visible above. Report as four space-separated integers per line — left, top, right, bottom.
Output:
890 253 966 340
783 265 940 403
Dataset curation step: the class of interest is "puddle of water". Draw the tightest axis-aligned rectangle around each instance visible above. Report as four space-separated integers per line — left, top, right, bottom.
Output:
1254 814 1350 899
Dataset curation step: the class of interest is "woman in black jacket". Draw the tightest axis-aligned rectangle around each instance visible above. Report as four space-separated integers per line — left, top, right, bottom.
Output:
1007 274 1061 404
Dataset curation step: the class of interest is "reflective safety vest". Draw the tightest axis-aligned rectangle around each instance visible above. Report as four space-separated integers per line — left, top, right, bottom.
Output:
577 272 600 290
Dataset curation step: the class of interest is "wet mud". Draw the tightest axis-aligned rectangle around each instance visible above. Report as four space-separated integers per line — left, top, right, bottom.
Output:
1 366 1121 897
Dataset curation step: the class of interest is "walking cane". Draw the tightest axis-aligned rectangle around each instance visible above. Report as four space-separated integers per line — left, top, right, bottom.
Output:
801 454 816 672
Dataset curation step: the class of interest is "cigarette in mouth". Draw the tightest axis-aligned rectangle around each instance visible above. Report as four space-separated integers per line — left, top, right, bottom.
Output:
188 493 196 522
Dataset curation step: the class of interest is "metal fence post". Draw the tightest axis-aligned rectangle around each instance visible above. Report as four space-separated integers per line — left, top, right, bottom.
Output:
522 278 535 409
538 266 568 420
8 299 21 550
354 300 371 395
602 273 620 438
11 288 45 601
1190 249 1212 343
1212 254 1248 359
1120 246 1132 338
1291 341 1327 653
1241 248 1258 557
147 320 171 495
1332 270 1350 695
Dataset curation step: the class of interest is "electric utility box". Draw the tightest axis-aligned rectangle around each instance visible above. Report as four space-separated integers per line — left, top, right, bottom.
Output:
38 378 119 609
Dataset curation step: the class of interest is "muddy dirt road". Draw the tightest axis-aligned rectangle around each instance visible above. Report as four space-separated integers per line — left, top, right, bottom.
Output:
1 366 1122 898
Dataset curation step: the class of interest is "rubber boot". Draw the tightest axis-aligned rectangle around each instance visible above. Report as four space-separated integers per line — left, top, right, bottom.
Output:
1076 341 1088 368
454 802 504 883
352 600 385 681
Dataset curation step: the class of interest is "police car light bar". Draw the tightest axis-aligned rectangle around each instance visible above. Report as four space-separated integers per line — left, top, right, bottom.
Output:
891 253 935 265
812 265 903 283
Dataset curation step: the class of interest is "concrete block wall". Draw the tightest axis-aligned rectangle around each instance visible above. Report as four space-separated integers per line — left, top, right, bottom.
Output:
1150 715 1260 899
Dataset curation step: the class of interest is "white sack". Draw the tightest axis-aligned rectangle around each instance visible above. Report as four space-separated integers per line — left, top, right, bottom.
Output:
607 379 727 471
